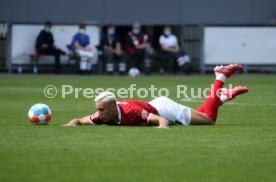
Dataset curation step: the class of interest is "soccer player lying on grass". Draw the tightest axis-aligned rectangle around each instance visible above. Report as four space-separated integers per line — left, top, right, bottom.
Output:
65 64 249 128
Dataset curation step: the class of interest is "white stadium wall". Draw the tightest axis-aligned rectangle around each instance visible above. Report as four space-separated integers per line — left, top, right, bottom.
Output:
11 24 100 65
204 27 276 65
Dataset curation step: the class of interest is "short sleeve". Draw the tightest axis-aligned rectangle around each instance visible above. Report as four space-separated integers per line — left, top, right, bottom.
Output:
159 35 165 45
89 112 103 125
132 105 152 123
140 109 151 123
172 35 178 44
72 34 79 43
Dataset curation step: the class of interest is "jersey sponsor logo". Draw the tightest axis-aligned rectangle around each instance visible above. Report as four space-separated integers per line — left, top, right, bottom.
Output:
141 109 149 120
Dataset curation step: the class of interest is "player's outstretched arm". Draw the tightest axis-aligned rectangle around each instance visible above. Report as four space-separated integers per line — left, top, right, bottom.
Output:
148 114 169 128
64 116 91 126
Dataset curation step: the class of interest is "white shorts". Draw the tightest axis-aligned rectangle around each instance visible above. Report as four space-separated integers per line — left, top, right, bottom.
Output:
149 97 191 125
76 49 94 58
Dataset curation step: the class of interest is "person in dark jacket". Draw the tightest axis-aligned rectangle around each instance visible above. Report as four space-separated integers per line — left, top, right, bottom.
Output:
100 24 126 74
35 21 65 73
125 23 150 72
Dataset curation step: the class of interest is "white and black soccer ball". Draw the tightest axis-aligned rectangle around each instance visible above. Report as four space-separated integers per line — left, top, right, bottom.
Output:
28 103 52 125
128 68 140 77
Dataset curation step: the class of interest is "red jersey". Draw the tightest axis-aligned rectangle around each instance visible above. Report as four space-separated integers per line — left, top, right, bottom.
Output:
89 100 158 126
126 32 149 54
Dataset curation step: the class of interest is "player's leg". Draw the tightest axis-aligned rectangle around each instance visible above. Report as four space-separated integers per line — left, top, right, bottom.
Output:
191 77 225 125
190 108 214 125
195 87 249 113
191 64 244 124
80 57 88 71
219 86 249 103
191 86 248 124
77 50 91 72
39 47 61 73
84 50 94 70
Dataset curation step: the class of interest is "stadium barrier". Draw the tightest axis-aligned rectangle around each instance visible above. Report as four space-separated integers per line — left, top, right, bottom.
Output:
3 22 276 74
202 25 276 73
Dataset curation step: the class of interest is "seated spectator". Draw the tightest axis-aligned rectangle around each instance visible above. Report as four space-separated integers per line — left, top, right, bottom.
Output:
125 23 150 72
70 23 95 74
100 24 126 74
35 21 65 73
159 26 180 74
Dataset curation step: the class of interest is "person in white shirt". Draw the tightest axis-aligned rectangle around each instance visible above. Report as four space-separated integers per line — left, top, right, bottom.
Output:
159 26 180 74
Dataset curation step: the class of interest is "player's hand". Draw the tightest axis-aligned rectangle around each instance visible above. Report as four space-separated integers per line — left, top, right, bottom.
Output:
85 47 92 51
115 49 122 55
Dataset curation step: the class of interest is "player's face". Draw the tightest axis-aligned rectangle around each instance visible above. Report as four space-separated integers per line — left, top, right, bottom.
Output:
96 101 116 122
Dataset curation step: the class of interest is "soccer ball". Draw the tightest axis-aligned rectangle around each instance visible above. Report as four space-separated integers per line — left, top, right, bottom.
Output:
28 103 52 125
128 67 140 77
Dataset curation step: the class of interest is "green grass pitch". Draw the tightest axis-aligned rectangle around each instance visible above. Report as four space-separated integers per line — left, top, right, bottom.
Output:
0 74 276 182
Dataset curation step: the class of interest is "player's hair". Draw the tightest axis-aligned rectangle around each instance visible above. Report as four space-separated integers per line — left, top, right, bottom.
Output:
107 23 115 28
44 21 52 27
164 26 171 31
94 91 116 103
132 22 141 28
79 23 86 29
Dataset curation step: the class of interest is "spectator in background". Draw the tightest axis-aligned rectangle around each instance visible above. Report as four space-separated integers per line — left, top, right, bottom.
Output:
100 24 126 75
70 23 95 74
125 22 150 72
35 21 65 73
159 26 180 74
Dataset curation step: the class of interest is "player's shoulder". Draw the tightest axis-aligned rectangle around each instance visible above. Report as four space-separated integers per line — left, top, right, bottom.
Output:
117 100 130 105
117 100 145 109
169 34 178 41
73 33 81 39
159 34 165 38
117 99 144 104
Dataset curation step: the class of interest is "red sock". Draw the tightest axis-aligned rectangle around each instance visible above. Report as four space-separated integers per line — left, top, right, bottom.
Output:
198 80 224 122
196 92 211 112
